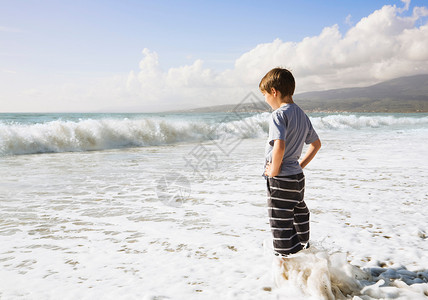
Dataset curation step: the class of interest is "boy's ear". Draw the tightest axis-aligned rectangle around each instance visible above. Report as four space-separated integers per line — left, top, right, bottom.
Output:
271 87 277 96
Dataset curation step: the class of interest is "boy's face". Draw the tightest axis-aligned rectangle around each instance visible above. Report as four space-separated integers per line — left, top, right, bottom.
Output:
263 89 277 110
262 88 292 110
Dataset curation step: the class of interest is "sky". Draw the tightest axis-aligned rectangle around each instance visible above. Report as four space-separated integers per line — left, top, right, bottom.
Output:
1 0 428 112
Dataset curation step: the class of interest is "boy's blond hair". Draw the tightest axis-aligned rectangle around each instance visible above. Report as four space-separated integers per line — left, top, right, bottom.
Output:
259 68 295 97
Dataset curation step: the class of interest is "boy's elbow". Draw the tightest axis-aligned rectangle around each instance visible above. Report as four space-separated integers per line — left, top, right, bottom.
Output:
274 139 286 150
313 138 321 150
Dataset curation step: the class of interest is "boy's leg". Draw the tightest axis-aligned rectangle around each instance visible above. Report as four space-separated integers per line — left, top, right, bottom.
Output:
292 176 310 247
267 176 303 255
294 200 310 247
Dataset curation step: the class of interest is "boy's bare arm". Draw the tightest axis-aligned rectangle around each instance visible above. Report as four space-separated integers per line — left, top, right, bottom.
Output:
300 139 321 169
265 139 285 177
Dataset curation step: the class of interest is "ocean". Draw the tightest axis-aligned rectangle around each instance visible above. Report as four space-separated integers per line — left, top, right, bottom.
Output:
0 112 427 299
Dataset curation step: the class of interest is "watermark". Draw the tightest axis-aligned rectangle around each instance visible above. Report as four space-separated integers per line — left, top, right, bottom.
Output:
210 92 270 156
155 172 191 207
183 143 219 179
186 91 269 178
154 92 269 207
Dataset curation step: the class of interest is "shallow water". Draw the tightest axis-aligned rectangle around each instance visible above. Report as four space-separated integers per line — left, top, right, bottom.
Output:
0 113 427 299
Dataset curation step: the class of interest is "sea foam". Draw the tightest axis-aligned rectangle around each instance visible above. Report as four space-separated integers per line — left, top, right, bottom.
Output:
310 114 428 130
272 249 369 299
271 247 428 299
0 115 268 156
0 114 426 155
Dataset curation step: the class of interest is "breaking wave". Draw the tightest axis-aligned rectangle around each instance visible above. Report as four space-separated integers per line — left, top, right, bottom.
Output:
0 115 268 156
0 113 426 155
310 114 428 130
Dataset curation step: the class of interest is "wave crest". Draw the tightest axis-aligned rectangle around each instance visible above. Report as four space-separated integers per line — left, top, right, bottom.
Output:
0 116 267 156
1 113 426 155
311 114 428 130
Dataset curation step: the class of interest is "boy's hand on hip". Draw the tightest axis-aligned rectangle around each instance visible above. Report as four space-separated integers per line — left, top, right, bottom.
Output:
265 162 279 177
266 139 285 177
264 163 271 177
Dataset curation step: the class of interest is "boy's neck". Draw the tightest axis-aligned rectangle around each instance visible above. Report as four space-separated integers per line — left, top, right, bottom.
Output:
280 98 294 105
277 96 294 109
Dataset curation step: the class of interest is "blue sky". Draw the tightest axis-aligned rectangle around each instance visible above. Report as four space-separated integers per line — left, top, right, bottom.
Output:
1 0 428 112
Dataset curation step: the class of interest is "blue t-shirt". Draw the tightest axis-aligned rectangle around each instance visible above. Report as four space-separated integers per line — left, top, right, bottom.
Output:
264 103 319 176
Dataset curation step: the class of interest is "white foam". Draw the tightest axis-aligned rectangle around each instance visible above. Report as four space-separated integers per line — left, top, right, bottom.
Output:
0 114 427 299
310 114 428 130
272 248 369 299
0 116 268 155
268 246 428 300
1 113 426 155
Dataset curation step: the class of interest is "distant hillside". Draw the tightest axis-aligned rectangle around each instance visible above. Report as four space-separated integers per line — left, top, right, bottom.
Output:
295 74 428 112
171 74 428 113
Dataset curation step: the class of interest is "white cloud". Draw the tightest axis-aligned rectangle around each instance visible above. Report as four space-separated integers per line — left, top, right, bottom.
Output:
121 1 428 111
0 26 24 33
1 69 17 74
229 3 428 91
398 0 411 13
2 1 428 112
345 14 353 27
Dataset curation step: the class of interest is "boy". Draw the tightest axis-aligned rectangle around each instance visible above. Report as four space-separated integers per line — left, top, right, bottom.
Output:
260 68 321 256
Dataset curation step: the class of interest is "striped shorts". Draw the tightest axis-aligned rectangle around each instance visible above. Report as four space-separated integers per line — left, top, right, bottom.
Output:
266 173 310 256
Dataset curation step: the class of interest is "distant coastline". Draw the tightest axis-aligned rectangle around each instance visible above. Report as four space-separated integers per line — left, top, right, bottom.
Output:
168 74 428 114
167 104 427 114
